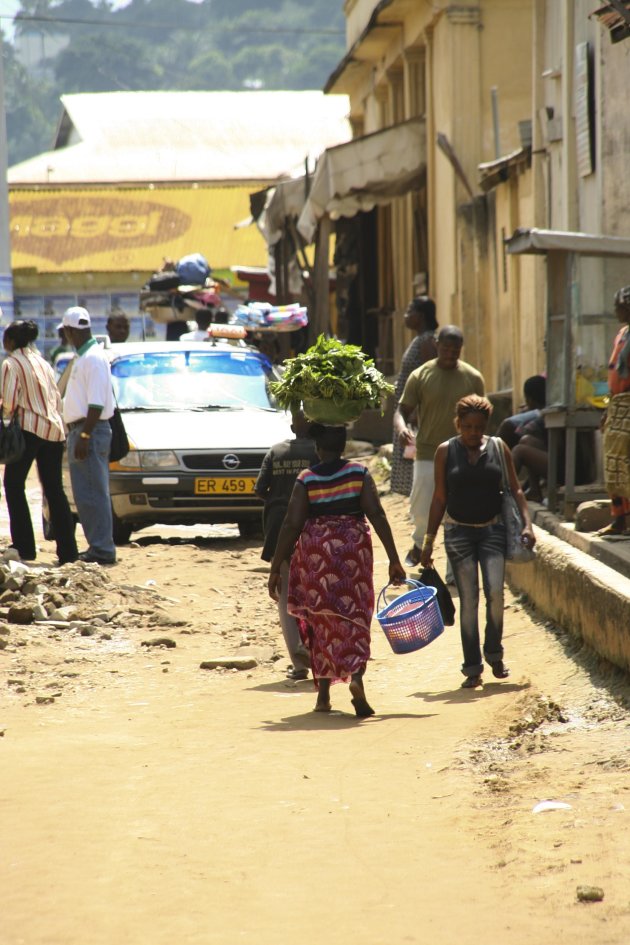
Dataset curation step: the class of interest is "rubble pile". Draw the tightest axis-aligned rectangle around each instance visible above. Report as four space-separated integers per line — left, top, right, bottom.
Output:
0 551 187 705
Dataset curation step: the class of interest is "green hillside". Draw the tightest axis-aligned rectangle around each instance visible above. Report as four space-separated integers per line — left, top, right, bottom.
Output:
2 0 345 165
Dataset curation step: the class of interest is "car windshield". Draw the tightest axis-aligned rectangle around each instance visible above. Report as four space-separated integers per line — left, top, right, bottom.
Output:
111 350 277 411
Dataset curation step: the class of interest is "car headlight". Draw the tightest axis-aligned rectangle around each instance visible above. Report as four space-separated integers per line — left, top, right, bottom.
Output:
116 450 179 470
139 450 180 469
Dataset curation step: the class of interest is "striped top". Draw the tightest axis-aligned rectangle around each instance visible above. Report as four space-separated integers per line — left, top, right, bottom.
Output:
1 347 65 442
297 459 367 516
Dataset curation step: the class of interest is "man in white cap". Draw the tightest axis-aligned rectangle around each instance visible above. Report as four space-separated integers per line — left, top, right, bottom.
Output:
62 306 117 564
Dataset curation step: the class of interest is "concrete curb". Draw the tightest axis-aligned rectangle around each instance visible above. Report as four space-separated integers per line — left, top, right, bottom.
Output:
531 505 630 580
506 515 630 674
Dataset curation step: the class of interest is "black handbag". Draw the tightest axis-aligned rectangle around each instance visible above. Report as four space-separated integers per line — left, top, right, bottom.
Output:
418 566 456 626
0 409 26 465
109 406 129 462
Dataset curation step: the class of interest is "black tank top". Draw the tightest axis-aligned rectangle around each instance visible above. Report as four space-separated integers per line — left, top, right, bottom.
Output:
446 437 503 524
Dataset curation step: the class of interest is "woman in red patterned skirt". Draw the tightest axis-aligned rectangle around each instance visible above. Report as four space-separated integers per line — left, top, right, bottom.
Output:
269 423 405 716
597 286 630 536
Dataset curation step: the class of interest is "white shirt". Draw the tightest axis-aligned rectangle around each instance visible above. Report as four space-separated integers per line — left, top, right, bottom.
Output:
63 338 115 423
179 329 210 341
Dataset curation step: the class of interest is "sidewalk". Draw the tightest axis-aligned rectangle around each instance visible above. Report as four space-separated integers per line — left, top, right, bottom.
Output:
507 501 630 675
531 502 630 580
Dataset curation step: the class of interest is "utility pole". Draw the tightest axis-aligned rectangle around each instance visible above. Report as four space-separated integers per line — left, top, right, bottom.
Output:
0 39 14 321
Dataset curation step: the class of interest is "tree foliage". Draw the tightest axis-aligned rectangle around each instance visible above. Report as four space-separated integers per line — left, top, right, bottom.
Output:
5 0 345 165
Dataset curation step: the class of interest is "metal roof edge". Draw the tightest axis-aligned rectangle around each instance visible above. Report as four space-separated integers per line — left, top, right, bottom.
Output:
506 227 630 257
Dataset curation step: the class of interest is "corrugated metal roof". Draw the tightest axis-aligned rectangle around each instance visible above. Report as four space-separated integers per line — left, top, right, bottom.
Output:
8 90 351 185
9 184 269 274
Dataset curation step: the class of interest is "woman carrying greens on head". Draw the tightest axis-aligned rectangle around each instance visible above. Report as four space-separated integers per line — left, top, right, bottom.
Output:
419 395 534 688
598 286 630 537
268 423 405 716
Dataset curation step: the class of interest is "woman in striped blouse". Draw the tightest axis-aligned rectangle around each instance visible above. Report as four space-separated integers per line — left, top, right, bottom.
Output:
1 320 78 564
269 423 405 716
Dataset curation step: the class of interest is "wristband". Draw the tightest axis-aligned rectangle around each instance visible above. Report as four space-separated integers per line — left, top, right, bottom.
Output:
422 534 435 549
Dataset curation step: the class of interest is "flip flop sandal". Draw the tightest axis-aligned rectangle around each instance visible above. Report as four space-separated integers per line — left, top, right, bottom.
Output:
404 545 422 567
349 681 375 717
596 524 628 538
314 702 332 713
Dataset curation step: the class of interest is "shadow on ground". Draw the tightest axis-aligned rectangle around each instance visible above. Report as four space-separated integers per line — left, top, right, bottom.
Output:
259 710 437 731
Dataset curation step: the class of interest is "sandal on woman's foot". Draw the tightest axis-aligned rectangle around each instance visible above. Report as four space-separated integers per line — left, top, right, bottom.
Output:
491 661 510 679
404 545 422 567
461 674 483 689
314 701 332 712
596 523 627 538
349 681 375 717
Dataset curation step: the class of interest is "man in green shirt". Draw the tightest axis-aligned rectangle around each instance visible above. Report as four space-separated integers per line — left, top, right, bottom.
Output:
395 325 485 570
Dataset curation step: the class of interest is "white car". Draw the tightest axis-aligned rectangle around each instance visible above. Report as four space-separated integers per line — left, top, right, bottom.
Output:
51 338 293 544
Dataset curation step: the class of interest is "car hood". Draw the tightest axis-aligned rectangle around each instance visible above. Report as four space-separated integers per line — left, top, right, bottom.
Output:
120 407 293 451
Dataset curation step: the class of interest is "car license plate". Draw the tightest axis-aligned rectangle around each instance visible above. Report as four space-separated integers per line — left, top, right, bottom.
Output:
194 476 256 495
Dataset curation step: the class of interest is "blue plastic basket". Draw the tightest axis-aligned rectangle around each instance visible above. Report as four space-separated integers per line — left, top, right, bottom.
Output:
376 580 445 654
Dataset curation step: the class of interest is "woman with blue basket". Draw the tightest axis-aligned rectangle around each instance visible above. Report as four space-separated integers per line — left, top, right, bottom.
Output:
268 423 406 716
419 395 535 688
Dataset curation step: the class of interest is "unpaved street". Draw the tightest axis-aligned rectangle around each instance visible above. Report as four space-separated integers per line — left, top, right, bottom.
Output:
1 484 630 945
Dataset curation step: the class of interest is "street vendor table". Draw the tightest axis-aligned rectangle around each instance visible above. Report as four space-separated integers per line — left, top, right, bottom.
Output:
542 406 605 515
506 227 630 519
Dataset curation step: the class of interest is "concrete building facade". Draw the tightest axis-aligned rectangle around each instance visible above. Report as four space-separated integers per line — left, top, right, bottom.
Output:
320 0 534 391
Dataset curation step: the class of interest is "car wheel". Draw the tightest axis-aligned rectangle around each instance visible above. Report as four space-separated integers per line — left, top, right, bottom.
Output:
112 510 133 546
238 520 263 539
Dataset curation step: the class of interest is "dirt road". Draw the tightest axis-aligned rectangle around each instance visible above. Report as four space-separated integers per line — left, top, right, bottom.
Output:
2 488 630 945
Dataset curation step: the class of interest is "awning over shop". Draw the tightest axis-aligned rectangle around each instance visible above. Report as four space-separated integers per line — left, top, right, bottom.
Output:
252 177 311 247
506 227 630 257
9 184 269 275
478 147 531 193
592 2 630 43
297 117 426 243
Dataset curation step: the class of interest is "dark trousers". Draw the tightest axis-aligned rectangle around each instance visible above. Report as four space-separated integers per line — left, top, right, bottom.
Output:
3 431 78 563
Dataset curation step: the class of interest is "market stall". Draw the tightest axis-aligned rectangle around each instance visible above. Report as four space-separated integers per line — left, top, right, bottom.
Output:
506 227 630 517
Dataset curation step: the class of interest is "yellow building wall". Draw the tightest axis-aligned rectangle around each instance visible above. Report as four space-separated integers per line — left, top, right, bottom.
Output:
334 0 535 391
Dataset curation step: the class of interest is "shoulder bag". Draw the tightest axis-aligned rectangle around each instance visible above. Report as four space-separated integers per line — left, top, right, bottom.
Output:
493 437 535 564
109 387 129 462
0 408 26 465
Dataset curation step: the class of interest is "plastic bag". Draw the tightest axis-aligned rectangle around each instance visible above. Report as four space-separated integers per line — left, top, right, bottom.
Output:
418 567 456 626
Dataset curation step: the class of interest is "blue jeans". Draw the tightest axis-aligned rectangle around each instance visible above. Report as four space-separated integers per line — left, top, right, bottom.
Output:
67 421 116 561
443 522 506 677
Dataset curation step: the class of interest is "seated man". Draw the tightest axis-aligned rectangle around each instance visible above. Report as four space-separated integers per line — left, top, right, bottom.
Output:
511 418 548 502
497 375 546 449
179 307 214 341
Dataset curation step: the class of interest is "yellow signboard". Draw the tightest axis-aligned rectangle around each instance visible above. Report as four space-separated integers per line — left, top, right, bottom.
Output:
9 185 268 274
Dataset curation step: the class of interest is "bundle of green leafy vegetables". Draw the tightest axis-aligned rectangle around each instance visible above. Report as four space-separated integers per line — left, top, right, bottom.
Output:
269 334 394 411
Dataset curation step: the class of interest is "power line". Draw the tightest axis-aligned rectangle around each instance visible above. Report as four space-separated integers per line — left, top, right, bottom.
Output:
1 13 344 36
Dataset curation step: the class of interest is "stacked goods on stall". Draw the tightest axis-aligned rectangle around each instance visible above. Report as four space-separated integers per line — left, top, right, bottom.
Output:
139 254 221 323
232 301 308 332
269 334 394 424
